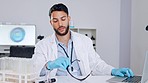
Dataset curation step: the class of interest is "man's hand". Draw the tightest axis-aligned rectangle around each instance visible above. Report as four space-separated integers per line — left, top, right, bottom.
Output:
111 68 134 77
46 57 70 70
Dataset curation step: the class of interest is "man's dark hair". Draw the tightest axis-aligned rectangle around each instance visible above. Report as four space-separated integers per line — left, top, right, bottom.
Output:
49 3 69 18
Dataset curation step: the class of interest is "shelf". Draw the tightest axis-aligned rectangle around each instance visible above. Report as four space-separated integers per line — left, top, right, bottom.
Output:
70 27 97 50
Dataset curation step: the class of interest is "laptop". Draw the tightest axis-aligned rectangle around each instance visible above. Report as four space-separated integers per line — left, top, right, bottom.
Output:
107 51 148 83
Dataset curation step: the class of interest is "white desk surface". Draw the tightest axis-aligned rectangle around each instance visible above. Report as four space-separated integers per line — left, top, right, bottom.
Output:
49 76 122 83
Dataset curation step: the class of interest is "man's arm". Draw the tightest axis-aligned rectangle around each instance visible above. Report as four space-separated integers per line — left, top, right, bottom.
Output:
86 37 114 75
32 44 48 77
86 37 134 77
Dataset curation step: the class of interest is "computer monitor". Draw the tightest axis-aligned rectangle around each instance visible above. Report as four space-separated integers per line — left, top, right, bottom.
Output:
0 24 36 46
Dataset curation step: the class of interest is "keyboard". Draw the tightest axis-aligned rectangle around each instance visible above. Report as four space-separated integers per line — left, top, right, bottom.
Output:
122 76 142 82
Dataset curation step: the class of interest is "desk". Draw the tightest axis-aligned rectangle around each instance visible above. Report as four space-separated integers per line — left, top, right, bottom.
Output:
56 76 112 83
53 76 148 83
36 76 122 83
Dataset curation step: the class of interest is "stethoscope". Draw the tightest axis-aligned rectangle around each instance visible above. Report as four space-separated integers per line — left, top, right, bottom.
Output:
58 41 91 81
58 41 74 63
58 41 80 71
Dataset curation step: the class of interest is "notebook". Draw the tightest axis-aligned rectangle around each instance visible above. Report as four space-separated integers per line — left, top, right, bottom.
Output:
107 51 148 83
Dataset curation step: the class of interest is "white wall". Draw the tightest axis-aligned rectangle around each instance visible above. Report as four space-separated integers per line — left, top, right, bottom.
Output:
0 0 53 37
0 0 126 68
131 0 148 75
119 0 131 67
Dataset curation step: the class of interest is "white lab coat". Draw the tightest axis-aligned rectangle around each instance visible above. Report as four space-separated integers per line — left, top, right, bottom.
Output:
32 31 114 78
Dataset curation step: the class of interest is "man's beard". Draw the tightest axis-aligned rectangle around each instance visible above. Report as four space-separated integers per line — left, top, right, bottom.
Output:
54 25 69 36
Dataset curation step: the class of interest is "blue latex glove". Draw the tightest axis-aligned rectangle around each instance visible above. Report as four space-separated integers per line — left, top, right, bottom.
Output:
46 57 70 70
111 68 134 77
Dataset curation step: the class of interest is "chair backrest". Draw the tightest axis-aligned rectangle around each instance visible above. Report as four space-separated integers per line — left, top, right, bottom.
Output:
9 46 35 58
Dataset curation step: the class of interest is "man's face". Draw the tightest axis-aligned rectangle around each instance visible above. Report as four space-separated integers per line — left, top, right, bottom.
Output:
50 11 70 36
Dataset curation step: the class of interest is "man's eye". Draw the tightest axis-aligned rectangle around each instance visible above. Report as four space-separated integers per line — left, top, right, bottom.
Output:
53 19 58 23
61 17 66 21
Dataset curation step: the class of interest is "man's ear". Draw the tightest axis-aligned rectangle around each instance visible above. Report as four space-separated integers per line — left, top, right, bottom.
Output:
68 16 71 21
50 20 52 25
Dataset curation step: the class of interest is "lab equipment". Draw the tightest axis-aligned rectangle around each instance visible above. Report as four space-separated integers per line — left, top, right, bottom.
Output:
69 20 74 28
108 51 148 83
111 68 134 77
0 57 36 83
47 57 70 70
0 24 36 46
38 78 56 83
10 27 26 42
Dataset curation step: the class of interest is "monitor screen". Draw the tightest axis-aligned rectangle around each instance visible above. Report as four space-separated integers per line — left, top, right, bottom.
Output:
0 24 36 46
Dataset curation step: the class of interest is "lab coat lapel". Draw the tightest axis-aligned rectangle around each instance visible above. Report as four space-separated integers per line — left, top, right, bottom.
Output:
73 41 85 75
72 31 91 75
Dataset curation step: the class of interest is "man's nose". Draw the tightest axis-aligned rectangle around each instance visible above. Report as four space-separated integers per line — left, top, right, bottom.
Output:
58 20 63 26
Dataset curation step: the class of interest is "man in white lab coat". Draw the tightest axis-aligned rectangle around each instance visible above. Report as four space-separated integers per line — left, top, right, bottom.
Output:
32 3 134 80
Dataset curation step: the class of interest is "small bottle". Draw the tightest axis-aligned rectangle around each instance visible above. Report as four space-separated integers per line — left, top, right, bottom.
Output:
70 20 74 28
